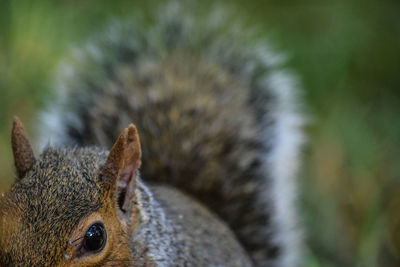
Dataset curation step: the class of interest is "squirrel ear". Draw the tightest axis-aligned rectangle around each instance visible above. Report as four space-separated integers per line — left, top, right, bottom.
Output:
11 116 36 179
99 124 141 220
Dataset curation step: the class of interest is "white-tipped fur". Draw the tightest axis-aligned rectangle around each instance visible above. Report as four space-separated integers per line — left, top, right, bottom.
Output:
36 2 306 266
133 180 179 266
265 70 306 267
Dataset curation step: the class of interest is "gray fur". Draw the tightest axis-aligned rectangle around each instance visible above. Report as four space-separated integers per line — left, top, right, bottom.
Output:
0 146 251 266
38 2 306 266
132 181 252 266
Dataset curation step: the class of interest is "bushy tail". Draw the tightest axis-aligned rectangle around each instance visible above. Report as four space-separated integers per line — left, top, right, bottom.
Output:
38 2 306 266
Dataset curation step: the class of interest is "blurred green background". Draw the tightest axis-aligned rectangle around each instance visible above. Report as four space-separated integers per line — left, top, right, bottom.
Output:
0 0 399 266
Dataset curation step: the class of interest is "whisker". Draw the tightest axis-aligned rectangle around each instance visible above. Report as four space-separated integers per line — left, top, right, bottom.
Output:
70 236 84 245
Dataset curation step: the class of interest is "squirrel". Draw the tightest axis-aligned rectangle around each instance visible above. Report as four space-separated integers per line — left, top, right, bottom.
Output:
0 2 305 267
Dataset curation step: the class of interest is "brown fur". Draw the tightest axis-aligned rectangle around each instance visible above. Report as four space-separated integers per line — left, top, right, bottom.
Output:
0 125 142 266
11 117 36 178
0 121 250 266
2 3 305 265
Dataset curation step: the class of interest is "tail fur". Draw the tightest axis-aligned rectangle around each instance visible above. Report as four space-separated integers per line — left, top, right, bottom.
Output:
38 2 306 266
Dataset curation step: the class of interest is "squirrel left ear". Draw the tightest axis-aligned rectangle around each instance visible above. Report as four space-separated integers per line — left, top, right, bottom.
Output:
99 124 141 224
11 116 36 179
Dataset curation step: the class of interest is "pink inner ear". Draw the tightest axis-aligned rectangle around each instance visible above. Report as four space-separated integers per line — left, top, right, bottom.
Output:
116 124 141 215
118 165 136 199
119 165 135 186
117 165 138 215
100 124 141 222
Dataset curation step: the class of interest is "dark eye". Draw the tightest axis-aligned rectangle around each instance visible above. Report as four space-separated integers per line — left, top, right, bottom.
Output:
82 223 107 253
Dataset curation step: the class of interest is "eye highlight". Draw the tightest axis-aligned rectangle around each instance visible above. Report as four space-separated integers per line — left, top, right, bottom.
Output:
81 223 107 254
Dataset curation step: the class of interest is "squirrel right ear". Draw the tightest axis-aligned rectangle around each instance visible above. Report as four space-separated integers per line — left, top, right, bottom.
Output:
98 124 141 224
11 116 36 179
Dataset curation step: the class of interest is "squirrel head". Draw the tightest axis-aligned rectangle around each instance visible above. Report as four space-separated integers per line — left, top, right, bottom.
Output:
0 117 141 266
